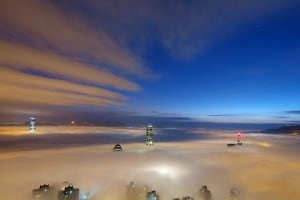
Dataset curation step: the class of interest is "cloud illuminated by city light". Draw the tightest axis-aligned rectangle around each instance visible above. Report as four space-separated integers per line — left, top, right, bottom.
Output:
0 127 299 200
0 0 154 114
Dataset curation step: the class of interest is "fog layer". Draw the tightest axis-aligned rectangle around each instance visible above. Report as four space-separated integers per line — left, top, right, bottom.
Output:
0 127 299 200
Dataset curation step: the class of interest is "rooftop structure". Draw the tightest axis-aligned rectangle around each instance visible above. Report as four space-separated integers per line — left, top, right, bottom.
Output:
227 143 237 147
113 143 123 152
182 197 194 200
230 188 240 200
146 190 159 200
173 197 194 200
32 184 55 200
199 185 212 200
58 186 79 200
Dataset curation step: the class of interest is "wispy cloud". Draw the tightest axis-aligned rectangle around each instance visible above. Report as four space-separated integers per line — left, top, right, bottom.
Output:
0 68 125 100
0 69 122 106
0 0 297 120
207 114 236 117
86 0 297 58
286 110 300 115
0 41 139 91
0 0 154 115
0 0 147 75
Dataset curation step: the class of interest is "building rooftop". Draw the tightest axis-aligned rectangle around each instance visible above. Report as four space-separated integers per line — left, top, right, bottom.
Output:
113 143 123 151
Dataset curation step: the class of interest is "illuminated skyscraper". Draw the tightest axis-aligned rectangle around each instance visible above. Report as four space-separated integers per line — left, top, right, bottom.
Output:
145 124 154 146
29 117 37 132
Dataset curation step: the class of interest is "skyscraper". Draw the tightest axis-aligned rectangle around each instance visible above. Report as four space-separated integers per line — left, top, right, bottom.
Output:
145 124 154 146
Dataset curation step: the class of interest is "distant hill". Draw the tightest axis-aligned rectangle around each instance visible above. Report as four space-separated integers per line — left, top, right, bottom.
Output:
262 125 300 135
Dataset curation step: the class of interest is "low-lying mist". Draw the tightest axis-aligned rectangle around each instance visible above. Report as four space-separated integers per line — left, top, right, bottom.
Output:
0 126 299 200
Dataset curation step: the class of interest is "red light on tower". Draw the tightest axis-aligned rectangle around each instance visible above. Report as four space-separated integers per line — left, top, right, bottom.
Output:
236 132 243 145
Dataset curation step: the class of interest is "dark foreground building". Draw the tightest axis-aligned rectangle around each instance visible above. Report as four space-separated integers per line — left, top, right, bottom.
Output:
146 190 159 200
173 197 194 200
32 184 55 200
126 181 149 200
230 188 240 200
182 197 194 200
199 185 212 200
58 186 79 200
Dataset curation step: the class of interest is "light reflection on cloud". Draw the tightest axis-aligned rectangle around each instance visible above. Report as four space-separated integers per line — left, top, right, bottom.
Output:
0 127 299 199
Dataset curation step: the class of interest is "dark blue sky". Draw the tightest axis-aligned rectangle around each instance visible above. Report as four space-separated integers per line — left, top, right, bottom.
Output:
124 1 300 124
0 0 300 126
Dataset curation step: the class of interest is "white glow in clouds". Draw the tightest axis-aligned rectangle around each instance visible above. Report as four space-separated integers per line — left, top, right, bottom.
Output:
0 127 299 200
142 165 185 179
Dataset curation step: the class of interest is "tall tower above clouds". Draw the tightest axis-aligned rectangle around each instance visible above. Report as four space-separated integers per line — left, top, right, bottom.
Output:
146 124 154 146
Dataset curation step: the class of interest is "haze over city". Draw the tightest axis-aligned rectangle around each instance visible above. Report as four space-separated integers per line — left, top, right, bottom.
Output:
0 0 300 200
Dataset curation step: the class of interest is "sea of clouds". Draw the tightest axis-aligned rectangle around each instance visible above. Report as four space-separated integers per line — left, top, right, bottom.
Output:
0 126 299 200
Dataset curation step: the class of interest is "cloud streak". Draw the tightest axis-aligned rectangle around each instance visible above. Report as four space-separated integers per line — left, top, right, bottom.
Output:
0 0 297 121
286 110 300 115
0 41 139 91
86 0 297 58
0 0 146 75
0 68 125 100
0 0 155 115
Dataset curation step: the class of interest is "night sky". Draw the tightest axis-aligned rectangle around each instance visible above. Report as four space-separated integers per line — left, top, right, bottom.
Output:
0 0 300 127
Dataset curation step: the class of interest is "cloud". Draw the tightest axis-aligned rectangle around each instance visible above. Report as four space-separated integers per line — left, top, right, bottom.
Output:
0 130 299 200
0 82 122 106
0 0 297 120
0 0 147 75
0 64 128 111
273 116 290 119
0 41 139 91
286 110 300 115
86 0 297 58
0 68 125 99
287 121 300 124
0 126 213 151
0 0 158 115
207 114 236 117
